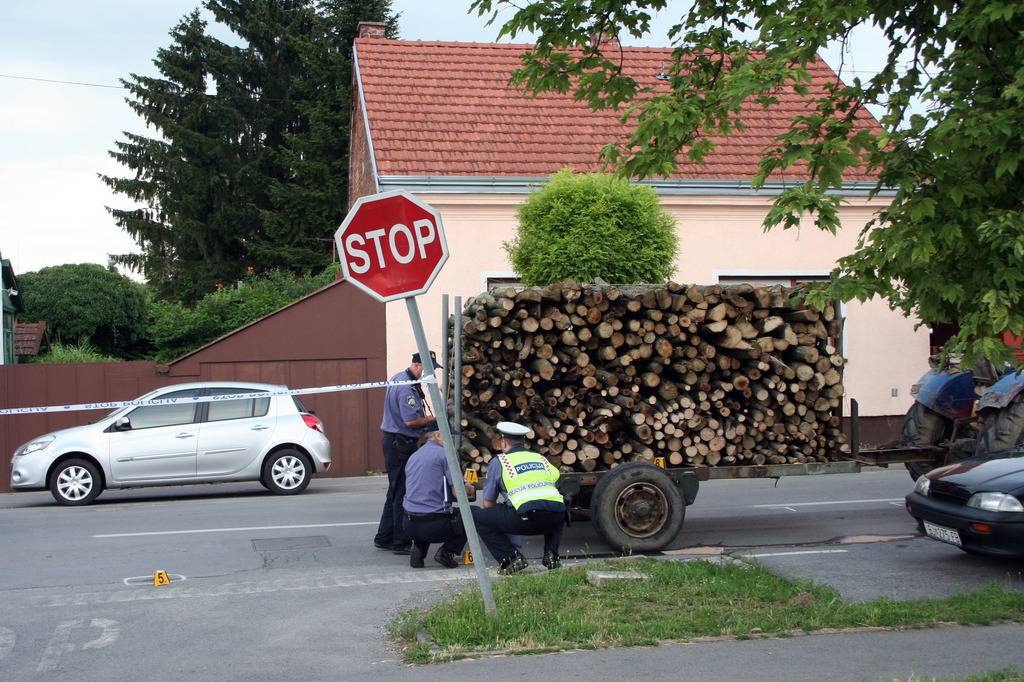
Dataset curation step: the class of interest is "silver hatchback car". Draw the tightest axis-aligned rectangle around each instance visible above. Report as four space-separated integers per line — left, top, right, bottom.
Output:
9 381 332 505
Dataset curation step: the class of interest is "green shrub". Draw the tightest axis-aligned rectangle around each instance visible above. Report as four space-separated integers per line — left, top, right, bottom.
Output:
17 264 148 358
506 170 678 286
147 266 337 362
29 340 120 364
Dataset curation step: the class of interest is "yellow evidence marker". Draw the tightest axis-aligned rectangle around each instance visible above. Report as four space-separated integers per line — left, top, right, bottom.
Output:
462 550 473 565
653 456 667 469
153 570 171 587
464 469 478 484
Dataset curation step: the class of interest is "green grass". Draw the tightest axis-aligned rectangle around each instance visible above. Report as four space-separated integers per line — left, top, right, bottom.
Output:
888 668 1024 681
392 559 1024 663
28 340 120 364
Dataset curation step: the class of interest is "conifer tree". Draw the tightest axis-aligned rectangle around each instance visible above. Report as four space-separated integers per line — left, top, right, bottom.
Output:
103 0 398 303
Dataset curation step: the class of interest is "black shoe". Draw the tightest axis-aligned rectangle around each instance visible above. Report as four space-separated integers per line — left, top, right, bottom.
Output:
374 541 391 550
542 552 561 570
410 546 425 569
392 545 412 556
499 552 528 575
434 549 459 569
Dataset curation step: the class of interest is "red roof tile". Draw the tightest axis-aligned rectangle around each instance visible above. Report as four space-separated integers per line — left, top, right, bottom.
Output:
14 321 48 357
355 39 880 181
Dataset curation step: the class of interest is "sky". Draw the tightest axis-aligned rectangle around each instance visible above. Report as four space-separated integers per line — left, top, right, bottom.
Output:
0 1 891 276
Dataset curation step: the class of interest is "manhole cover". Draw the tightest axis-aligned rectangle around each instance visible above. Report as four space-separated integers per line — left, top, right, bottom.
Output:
252 535 331 552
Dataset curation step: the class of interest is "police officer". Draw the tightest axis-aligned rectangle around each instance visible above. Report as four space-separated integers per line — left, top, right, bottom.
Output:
471 422 566 574
373 351 440 555
401 431 472 569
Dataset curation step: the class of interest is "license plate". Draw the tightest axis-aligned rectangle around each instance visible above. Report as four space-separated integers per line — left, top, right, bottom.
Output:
924 520 962 547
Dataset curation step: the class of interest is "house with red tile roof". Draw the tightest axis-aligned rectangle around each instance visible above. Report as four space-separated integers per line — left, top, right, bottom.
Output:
348 22 928 433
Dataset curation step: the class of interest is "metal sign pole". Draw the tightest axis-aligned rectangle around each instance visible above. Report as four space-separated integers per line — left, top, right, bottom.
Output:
405 296 497 616
454 296 463 433
440 294 450 406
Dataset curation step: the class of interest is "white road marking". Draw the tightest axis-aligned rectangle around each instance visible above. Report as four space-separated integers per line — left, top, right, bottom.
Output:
743 549 849 558
0 626 14 661
37 618 121 671
81 619 120 650
782 506 798 512
18 570 474 609
751 498 903 509
93 521 377 538
37 619 79 672
123 574 187 586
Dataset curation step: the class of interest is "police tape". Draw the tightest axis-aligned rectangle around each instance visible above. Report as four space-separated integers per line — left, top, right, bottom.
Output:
0 376 438 416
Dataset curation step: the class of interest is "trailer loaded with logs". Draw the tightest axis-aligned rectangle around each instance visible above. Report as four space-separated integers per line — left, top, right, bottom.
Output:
445 281 951 552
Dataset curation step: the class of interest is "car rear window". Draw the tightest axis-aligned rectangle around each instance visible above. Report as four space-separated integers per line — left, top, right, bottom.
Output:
292 396 310 414
207 388 271 422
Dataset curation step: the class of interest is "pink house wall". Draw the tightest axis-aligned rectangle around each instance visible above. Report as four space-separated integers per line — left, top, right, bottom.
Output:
379 192 928 418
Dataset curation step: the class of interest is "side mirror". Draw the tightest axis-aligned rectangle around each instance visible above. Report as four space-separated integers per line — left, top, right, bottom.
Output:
114 416 132 431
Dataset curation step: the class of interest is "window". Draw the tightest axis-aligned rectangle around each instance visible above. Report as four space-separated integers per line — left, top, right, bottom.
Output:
207 388 270 422
292 396 310 414
126 389 200 429
716 274 830 287
482 272 522 291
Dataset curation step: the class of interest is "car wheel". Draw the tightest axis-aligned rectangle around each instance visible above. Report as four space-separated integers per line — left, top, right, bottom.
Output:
900 403 952 480
262 449 312 495
591 462 685 553
976 396 1024 457
50 458 103 506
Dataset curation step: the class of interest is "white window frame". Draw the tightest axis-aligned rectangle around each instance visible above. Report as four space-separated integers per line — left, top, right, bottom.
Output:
480 270 522 292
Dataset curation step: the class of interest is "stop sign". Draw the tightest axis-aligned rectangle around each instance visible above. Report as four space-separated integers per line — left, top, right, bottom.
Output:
334 190 449 302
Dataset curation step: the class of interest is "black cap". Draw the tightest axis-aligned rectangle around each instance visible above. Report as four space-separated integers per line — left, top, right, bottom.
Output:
411 351 443 369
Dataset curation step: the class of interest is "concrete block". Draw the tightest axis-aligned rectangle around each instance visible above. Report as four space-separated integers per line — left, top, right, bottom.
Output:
586 570 649 587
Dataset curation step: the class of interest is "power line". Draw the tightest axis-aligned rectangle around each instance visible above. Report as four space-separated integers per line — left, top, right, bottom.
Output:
0 73 125 90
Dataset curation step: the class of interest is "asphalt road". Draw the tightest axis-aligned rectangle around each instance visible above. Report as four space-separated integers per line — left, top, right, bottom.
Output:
2 467 1023 681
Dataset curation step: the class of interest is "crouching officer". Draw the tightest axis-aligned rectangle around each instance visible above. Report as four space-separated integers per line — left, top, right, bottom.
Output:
402 431 472 569
471 422 566 574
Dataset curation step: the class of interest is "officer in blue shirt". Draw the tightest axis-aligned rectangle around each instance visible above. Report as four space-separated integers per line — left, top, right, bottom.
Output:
373 351 440 554
401 431 472 568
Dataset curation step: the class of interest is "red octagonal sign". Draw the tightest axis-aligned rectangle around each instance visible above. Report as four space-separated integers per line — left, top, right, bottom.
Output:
334 190 449 303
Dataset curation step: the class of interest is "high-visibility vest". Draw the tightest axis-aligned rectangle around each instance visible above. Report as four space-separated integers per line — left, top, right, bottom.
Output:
496 450 564 511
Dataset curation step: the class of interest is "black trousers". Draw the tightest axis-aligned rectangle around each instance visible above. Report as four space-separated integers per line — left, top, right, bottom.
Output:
373 432 417 549
471 506 565 562
402 513 467 557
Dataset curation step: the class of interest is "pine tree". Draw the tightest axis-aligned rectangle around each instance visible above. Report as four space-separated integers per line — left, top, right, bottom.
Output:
253 0 398 273
103 0 398 303
102 11 246 301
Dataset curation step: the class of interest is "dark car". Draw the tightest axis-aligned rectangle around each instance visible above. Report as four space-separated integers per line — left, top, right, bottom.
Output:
905 455 1024 556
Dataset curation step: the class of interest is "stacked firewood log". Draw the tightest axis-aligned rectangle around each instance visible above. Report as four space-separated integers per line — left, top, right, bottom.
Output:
451 281 848 474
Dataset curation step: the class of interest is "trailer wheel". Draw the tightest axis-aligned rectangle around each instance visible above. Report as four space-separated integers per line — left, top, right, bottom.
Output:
976 397 1024 457
900 403 952 480
591 462 685 553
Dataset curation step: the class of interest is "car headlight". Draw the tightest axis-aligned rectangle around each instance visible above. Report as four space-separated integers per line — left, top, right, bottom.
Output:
914 475 931 496
966 492 1024 512
16 435 55 457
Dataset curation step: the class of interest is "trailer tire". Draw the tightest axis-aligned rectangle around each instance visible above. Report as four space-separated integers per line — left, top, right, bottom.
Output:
976 397 1024 457
900 403 952 480
591 463 685 553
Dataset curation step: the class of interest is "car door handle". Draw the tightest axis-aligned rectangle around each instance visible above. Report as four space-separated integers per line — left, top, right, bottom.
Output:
250 425 270 431
175 432 195 439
